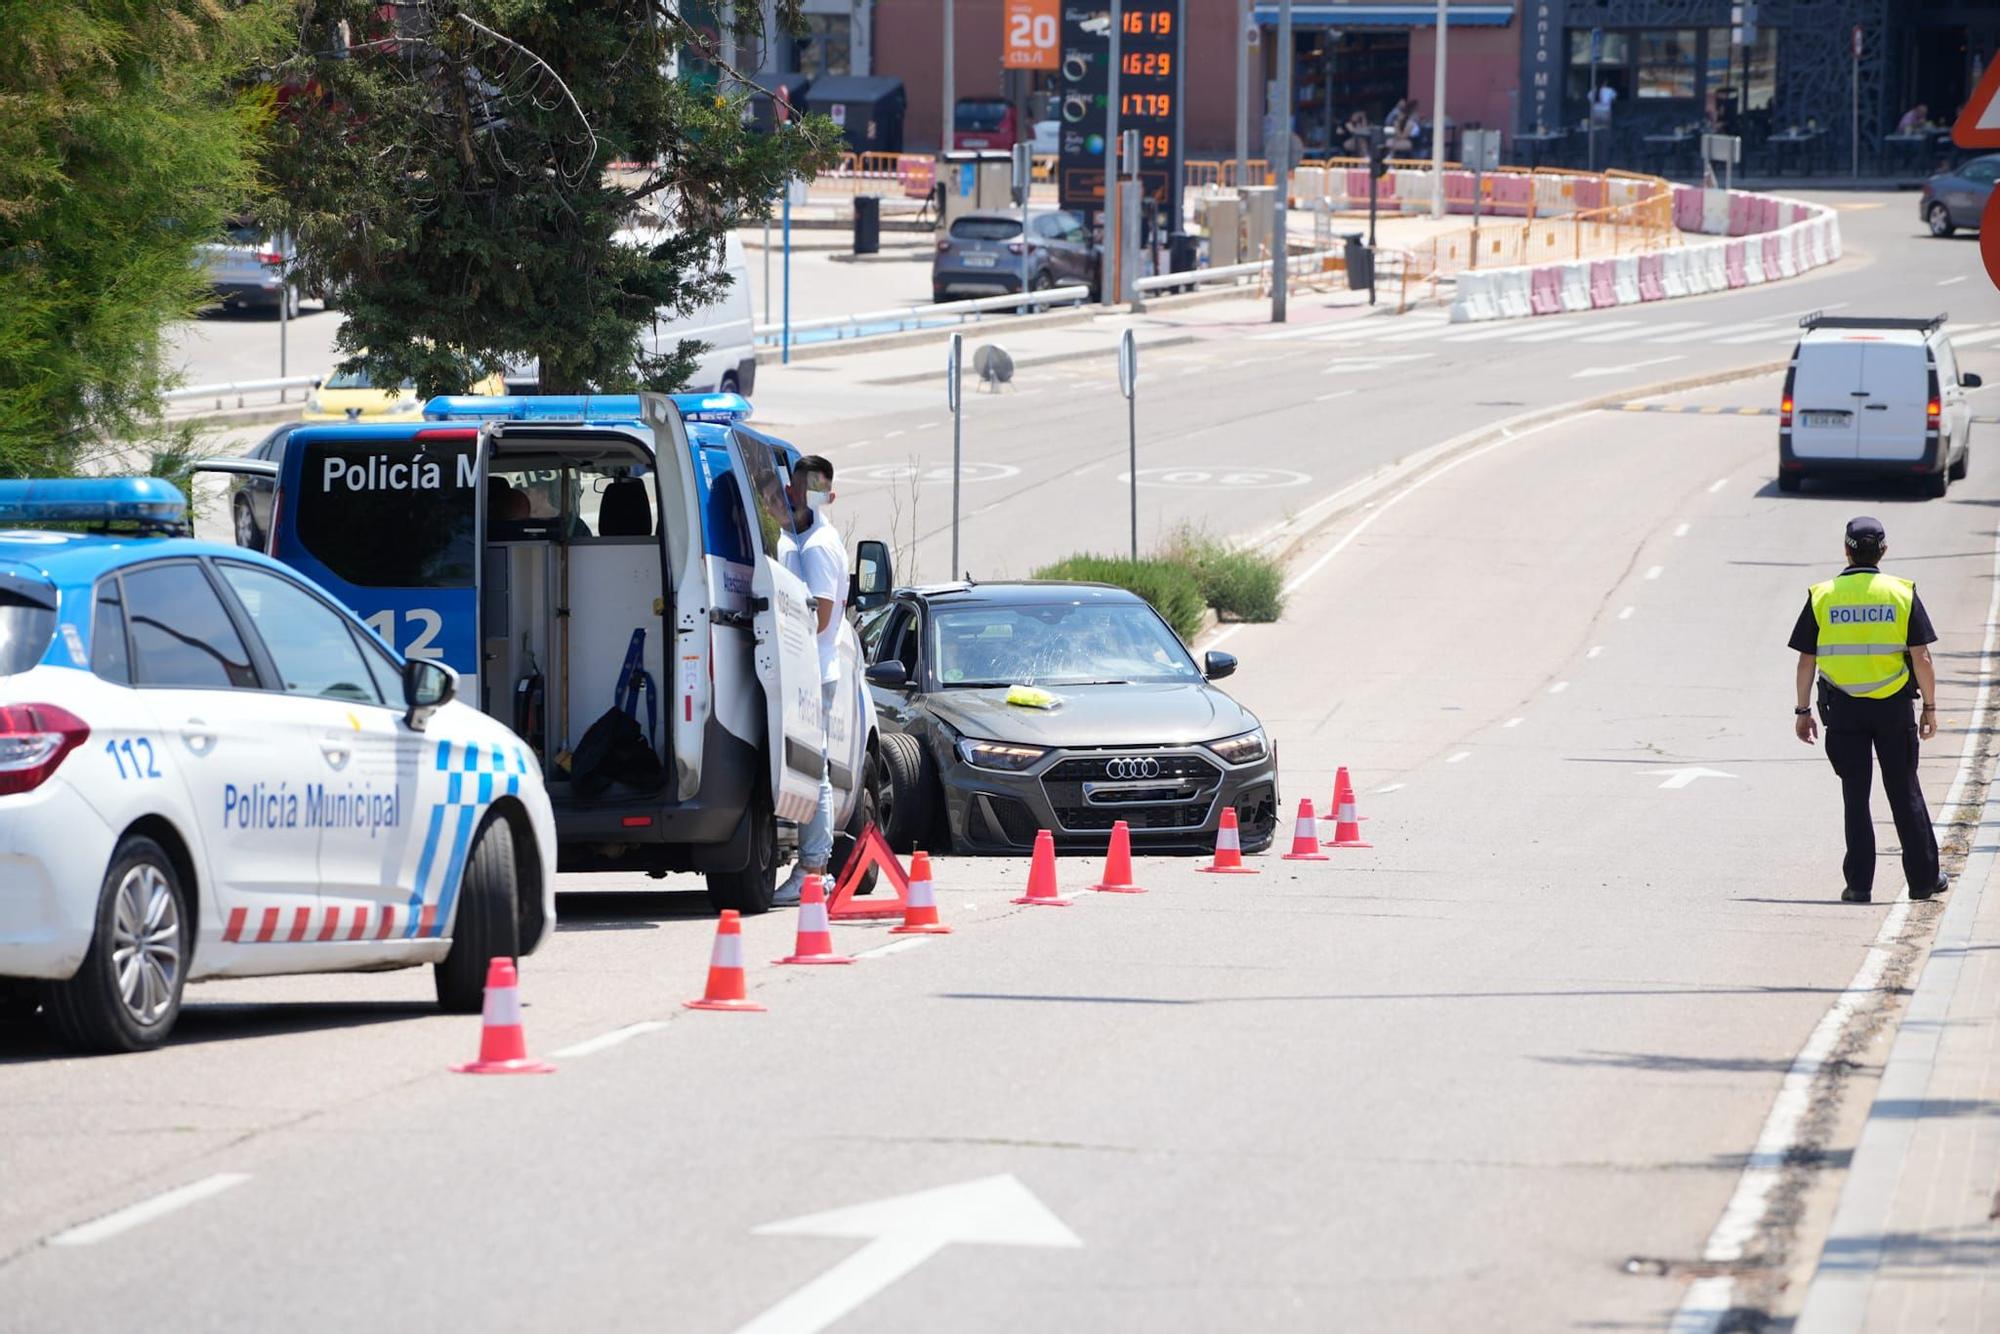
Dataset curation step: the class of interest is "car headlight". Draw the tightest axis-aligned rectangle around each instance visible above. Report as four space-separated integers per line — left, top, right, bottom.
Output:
1205 728 1268 765
957 737 1048 772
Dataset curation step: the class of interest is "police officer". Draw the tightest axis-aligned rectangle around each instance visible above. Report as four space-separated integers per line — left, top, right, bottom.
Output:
1790 517 1948 904
773 454 847 908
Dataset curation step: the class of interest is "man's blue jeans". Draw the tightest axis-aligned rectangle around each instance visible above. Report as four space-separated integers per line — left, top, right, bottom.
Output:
800 681 837 870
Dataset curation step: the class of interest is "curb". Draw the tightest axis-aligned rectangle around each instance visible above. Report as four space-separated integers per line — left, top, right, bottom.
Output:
863 333 1199 387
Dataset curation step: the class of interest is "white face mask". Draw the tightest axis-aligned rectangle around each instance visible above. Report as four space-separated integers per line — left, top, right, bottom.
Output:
805 488 832 512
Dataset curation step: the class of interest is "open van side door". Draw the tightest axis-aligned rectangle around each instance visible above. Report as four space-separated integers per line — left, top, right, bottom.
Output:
640 393 715 801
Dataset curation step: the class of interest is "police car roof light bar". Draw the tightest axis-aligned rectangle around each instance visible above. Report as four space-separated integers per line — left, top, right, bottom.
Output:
0 478 189 531
421 393 754 426
1799 312 1948 333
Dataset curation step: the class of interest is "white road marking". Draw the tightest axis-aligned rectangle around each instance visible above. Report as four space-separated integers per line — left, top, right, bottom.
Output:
1586 645 1605 659
1645 565 1664 580
1578 320 1708 343
1446 751 1471 764
552 1021 669 1058
1322 354 1433 374
914 421 940 429
49 1174 252 1247
739 1176 1081 1334
1673 522 1691 538
1939 275 1969 287
1315 389 1358 402
1439 318 1587 344
1513 320 1641 344
1714 326 1801 344
1618 605 1636 620
1571 355 1685 380
1373 782 1407 793
1502 717 1524 729
1708 477 1730 493
858 937 935 959
1547 681 1570 694
1645 767 1737 790
1675 502 2000 1331
844 440 874 450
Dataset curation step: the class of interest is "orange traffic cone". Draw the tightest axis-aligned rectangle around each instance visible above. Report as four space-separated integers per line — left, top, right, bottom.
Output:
1281 798 1330 861
891 851 954 934
684 910 767 1011
775 874 856 964
451 957 555 1074
1011 830 1073 906
1196 806 1260 874
1330 767 1371 849
1088 820 1147 893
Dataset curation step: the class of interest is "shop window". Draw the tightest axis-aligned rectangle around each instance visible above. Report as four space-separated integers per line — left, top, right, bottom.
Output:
1567 31 1633 104
1705 27 1778 113
1637 31 1697 99
798 15 851 79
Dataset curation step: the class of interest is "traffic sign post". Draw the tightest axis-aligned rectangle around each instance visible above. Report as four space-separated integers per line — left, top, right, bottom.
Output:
1119 328 1138 560
1850 25 1861 179
947 333 963 576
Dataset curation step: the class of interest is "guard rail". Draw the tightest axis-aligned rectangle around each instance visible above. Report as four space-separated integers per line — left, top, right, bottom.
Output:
164 376 319 411
753 286 1093 347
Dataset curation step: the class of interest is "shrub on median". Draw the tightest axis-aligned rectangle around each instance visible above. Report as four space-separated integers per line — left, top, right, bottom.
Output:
1030 555 1209 643
1157 525 1287 623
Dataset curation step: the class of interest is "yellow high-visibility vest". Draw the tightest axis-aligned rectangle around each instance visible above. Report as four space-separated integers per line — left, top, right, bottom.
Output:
1810 571 1914 700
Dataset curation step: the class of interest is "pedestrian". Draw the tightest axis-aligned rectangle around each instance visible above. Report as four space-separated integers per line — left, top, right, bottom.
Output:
1790 517 1949 904
1896 102 1930 134
773 453 848 907
1343 110 1370 158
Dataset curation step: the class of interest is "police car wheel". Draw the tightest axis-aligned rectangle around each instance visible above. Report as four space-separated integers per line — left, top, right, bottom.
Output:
434 815 522 1013
830 752 881 896
877 732 933 854
41 837 189 1054
706 781 777 915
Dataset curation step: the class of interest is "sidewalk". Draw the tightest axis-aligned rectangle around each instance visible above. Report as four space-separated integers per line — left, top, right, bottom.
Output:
1794 772 2000 1330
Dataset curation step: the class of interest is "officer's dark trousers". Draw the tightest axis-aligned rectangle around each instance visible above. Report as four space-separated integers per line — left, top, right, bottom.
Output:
1822 694 1939 896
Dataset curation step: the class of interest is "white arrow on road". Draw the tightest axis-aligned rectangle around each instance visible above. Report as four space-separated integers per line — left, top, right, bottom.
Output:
736 1175 1082 1334
1571 355 1686 380
1645 766 1739 790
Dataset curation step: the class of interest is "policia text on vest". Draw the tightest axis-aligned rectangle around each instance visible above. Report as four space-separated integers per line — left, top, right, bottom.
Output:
1789 517 1948 905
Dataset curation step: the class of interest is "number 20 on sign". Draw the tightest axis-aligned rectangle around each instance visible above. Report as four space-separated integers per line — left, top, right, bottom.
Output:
1004 0 1058 71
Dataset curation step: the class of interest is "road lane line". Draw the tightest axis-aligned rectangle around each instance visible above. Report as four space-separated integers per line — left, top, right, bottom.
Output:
1373 783 1407 793
1674 505 2000 1332
49 1174 252 1247
884 430 906 439
1502 717 1524 729
914 421 940 429
1315 390 1358 402
553 1021 669 1058
1547 681 1570 694
1587 645 1605 659
1708 477 1730 493
1619 605 1636 620
1939 275 1968 287
1645 565 1664 580
1674 522 1691 537
859 937 935 959
1579 321 1708 344
844 440 873 450
1446 751 1471 764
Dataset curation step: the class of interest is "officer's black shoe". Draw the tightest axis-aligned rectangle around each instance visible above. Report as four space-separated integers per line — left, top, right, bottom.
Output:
1912 873 1950 902
1841 887 1873 904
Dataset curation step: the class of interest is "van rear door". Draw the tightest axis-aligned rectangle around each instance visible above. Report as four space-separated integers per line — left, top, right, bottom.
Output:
639 394 714 800
1790 339 1865 460
1856 339 1928 462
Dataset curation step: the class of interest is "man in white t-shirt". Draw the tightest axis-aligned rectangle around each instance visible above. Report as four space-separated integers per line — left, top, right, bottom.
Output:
774 454 848 906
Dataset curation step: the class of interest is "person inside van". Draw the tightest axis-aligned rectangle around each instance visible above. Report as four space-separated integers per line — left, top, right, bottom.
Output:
773 453 848 908
487 480 532 541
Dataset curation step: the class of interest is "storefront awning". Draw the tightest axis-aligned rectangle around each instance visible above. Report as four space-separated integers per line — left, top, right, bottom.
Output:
1251 4 1513 27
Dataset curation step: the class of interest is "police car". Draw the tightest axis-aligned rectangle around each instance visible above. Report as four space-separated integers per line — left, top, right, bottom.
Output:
0 480 558 1054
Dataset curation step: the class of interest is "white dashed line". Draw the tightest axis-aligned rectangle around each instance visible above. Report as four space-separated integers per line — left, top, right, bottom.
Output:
884 430 906 439
1618 605 1636 620
859 937 936 959
1673 522 1690 538
1445 751 1471 764
915 421 940 429
1644 565 1664 581
1315 390 1358 402
1374 782 1407 794
1586 645 1605 659
552 1021 669 1058
1548 681 1570 695
50 1174 252 1247
843 440 873 450
1708 477 1730 494
1939 275 1969 287
1502 717 1524 729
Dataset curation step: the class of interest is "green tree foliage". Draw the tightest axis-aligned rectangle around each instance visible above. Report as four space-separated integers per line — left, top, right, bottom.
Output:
265 2 845 396
0 0 279 475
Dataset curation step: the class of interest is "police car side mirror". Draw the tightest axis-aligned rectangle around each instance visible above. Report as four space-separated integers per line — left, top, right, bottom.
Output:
402 658 456 731
865 661 910 689
1204 651 1238 681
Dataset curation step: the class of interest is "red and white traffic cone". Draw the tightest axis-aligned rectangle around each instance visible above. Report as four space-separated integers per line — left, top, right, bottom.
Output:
1196 806 1259 874
1088 819 1147 893
1281 798 1330 862
451 957 555 1074
1011 830 1073 906
1330 767 1371 849
684 910 767 1011
892 851 954 934
775 874 855 964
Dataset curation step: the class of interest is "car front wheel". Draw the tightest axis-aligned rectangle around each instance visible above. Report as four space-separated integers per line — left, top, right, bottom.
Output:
877 732 935 853
42 837 189 1054
435 815 523 1012
1929 203 1956 238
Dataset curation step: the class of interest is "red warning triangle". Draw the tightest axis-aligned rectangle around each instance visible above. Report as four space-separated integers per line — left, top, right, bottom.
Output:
1955 59 2000 149
825 824 911 921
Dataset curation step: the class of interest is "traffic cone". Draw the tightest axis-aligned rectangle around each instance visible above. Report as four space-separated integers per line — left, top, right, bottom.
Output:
1011 830 1073 906
451 957 555 1074
684 910 767 1011
1196 806 1260 874
775 875 856 964
891 851 954 934
1330 767 1371 849
1281 798 1330 861
1088 820 1147 893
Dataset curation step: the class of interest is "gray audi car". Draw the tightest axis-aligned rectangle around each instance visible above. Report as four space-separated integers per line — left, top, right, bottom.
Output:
854 577 1280 856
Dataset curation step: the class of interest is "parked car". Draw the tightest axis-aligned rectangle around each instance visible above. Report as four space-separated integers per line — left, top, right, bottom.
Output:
953 98 1018 151
301 363 508 423
1919 155 1998 237
933 209 1097 304
1032 119 1060 156
852 564 1280 857
219 420 305 551
1779 313 1980 497
197 219 301 317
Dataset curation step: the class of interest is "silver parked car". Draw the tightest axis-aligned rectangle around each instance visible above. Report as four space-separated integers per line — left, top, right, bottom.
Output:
1919 155 1997 237
932 209 1098 305
198 219 300 316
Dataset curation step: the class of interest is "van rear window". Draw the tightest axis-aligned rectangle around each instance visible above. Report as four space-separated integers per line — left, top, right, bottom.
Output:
295 439 476 588
956 101 1010 131
950 217 1020 242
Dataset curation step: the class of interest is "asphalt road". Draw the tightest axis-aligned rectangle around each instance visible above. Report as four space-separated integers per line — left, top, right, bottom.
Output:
7 192 1998 1331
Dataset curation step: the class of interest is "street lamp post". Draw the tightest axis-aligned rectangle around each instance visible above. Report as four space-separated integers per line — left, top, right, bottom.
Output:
1235 0 1250 187
1272 0 1291 322
1430 0 1447 219
942 0 955 152
1102 0 1123 303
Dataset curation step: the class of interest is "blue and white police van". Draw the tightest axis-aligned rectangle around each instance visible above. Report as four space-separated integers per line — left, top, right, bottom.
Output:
197 392 877 912
0 479 558 1053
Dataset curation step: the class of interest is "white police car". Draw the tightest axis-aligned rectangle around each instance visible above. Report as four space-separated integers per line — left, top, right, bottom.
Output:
0 479 558 1053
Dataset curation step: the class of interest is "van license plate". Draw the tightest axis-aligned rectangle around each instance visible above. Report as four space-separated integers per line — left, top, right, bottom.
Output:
1801 410 1851 427
963 254 997 267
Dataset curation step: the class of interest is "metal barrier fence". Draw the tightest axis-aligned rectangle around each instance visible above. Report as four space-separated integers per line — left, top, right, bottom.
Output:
754 286 1093 349
163 375 319 411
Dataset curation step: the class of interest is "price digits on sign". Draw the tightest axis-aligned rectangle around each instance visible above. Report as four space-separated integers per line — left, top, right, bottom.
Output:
1122 9 1172 35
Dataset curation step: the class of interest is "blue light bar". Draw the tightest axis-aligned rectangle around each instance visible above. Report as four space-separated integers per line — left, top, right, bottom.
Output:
0 478 187 525
421 393 754 426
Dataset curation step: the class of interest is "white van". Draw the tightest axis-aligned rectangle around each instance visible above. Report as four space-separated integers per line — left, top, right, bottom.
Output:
1779 313 1981 497
505 233 758 397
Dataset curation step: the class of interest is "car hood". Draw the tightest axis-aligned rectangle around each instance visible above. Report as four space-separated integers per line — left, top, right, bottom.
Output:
923 681 1259 749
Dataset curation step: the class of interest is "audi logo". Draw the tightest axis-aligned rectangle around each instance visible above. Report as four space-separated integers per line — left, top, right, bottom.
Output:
1103 757 1162 780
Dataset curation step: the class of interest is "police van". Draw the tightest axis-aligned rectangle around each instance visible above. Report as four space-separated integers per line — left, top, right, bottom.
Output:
0 479 559 1053
198 393 876 913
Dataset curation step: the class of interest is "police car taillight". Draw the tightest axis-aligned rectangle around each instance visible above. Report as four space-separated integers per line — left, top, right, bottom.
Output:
0 704 90 796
